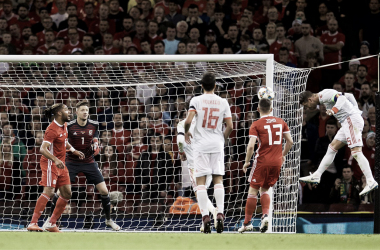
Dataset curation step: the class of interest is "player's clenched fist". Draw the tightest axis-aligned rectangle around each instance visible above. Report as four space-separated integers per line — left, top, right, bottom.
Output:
242 162 250 174
54 159 65 169
92 138 100 156
326 109 335 116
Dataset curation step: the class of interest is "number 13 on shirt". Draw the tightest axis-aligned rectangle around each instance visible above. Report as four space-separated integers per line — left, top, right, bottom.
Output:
264 124 282 145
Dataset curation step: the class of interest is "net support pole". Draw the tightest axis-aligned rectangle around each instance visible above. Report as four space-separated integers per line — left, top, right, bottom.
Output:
265 55 274 233
374 53 380 234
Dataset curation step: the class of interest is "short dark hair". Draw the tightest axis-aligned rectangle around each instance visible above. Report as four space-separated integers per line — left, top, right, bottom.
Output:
201 72 216 91
188 4 199 10
279 47 289 53
358 64 368 72
326 117 337 127
259 98 272 113
299 91 313 105
76 100 89 109
154 40 165 47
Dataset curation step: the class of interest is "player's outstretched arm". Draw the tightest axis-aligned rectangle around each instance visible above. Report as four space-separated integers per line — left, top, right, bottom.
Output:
282 133 294 164
223 118 233 143
243 136 257 173
66 142 85 160
40 141 64 169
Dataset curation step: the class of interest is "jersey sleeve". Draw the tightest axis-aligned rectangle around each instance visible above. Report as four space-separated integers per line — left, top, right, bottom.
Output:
319 89 337 104
189 97 197 113
43 127 57 145
283 120 290 134
249 122 258 138
223 99 232 119
177 120 185 135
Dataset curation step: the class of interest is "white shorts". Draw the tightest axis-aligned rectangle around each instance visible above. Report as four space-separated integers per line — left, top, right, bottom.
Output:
188 167 212 192
334 114 364 148
193 151 225 178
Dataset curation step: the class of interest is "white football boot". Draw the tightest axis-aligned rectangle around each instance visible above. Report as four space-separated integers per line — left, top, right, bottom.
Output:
260 214 269 233
359 179 379 196
238 223 253 233
106 219 121 231
299 173 320 184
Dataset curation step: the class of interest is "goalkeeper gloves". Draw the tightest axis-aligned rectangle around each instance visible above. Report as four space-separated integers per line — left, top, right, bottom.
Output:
93 138 100 156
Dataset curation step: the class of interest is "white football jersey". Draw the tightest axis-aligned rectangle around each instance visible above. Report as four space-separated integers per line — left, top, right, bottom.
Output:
318 89 362 123
177 118 196 169
189 93 232 153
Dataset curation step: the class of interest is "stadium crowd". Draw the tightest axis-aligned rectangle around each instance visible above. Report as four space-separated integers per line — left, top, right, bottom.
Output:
0 0 379 215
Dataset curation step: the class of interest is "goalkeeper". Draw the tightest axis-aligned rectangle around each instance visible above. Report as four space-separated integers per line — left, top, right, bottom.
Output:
299 90 378 196
177 117 217 232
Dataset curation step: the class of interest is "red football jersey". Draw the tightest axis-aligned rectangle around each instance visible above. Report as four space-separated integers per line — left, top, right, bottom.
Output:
41 120 68 164
320 31 345 70
249 115 290 167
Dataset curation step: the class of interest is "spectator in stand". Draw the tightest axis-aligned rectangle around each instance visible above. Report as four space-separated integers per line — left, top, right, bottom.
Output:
355 64 370 89
186 4 207 37
147 84 170 105
236 34 251 54
0 122 27 163
154 40 165 55
26 34 39 54
140 39 152 54
344 71 360 100
99 145 125 192
113 16 134 48
147 20 163 46
102 33 118 55
108 0 125 32
218 24 240 53
166 0 185 25
92 19 110 47
163 23 179 55
122 98 142 130
368 107 376 131
252 28 268 52
320 19 345 88
238 15 253 39
22 131 44 201
136 134 174 215
57 15 86 44
97 97 113 131
110 113 131 160
82 33 94 50
140 0 154 21
8 3 36 33
204 29 217 49
295 21 323 67
276 0 297 29
54 37 65 54
332 82 343 93
329 166 360 205
36 17 56 45
359 0 380 54
358 41 378 80
359 83 375 118
270 23 286 55
129 6 143 22
230 0 242 21
175 20 189 43
100 130 112 149
1 32 17 54
153 6 170 36
0 18 8 38
62 28 83 55
265 22 277 46
208 41 220 54
287 19 302 43
58 4 88 32
149 105 169 136
50 0 68 28
243 6 260 31
189 27 207 54
278 47 296 67
208 6 230 39
82 2 98 31
314 2 329 31
9 24 22 51
89 3 116 35
132 19 150 52
32 8 56 35
36 30 56 55
1 1 17 24
24 115 43 149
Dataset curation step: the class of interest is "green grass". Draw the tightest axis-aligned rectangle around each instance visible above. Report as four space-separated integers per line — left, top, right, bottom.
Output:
0 232 379 250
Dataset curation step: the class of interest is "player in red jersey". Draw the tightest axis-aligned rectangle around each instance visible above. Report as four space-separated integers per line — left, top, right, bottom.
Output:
27 104 85 232
46 101 120 230
238 98 293 233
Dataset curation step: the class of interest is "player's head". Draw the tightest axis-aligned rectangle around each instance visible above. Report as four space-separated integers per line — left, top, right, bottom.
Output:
257 98 272 115
200 72 216 92
76 100 89 121
299 91 318 110
44 103 71 122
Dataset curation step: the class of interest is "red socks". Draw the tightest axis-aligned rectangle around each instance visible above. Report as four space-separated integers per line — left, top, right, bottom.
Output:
244 194 257 225
31 193 50 224
261 192 270 216
50 196 69 225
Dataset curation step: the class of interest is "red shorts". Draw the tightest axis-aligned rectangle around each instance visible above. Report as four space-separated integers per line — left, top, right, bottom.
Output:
248 162 281 190
39 160 71 188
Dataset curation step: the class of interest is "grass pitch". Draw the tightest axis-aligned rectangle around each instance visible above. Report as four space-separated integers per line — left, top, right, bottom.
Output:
0 232 379 250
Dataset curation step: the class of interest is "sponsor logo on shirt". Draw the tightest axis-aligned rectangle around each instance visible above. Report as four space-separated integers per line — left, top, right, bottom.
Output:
73 132 77 135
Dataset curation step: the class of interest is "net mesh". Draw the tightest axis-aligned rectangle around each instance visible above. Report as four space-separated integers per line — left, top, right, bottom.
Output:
0 59 310 232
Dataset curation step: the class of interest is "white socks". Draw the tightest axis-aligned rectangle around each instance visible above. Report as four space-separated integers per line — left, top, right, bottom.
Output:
352 151 375 182
207 199 215 213
197 185 209 217
214 184 224 214
314 145 337 178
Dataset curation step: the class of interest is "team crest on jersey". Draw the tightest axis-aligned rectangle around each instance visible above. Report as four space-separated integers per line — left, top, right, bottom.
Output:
81 131 85 134
266 118 277 123
89 130 93 135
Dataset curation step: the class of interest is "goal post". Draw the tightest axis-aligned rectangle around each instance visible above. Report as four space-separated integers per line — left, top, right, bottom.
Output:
0 55 310 232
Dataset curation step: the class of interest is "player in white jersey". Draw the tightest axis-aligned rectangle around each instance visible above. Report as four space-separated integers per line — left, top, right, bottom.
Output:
184 72 233 234
299 90 378 196
177 118 216 232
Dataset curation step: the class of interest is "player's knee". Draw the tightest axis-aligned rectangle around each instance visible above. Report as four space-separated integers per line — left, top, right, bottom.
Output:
61 190 72 200
43 188 55 198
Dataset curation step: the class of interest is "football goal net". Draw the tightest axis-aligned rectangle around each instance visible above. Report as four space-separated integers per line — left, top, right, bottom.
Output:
0 55 310 232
